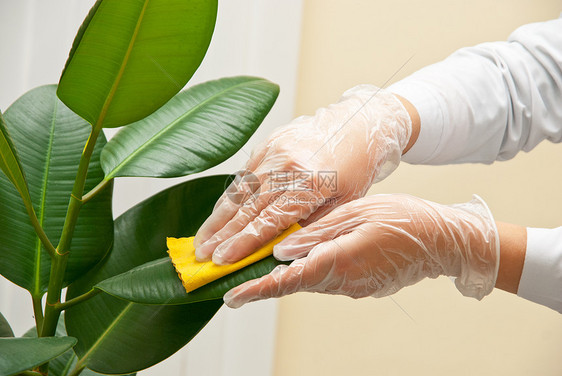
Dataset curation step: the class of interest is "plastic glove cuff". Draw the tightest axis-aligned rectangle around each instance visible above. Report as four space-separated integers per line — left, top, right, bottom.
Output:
452 194 500 300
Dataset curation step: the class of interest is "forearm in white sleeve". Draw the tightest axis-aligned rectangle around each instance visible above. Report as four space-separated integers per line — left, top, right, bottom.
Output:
518 227 562 313
389 17 562 165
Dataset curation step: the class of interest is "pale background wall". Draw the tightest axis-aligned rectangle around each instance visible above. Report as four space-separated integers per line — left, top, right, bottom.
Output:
273 1 562 376
0 1 303 375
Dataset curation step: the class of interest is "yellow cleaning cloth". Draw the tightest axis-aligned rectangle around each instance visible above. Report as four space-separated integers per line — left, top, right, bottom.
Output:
167 223 302 293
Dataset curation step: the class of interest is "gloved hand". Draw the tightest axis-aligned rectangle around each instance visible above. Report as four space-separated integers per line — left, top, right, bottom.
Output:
194 85 412 265
223 194 500 308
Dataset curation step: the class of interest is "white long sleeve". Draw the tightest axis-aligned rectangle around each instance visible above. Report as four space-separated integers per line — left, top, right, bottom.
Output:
519 228 562 313
389 17 562 165
389 18 562 312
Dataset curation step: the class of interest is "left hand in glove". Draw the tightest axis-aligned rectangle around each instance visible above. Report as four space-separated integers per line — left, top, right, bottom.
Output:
223 193 499 308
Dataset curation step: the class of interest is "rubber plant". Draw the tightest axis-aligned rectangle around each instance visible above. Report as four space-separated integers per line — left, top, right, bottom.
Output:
0 1 285 375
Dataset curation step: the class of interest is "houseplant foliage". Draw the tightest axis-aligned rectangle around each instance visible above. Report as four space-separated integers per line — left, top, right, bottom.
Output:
0 0 284 375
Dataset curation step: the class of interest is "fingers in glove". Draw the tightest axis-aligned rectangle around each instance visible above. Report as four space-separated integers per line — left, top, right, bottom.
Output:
194 170 263 260
196 184 284 262
274 204 362 261
224 231 365 308
297 202 339 227
211 190 320 264
223 259 307 308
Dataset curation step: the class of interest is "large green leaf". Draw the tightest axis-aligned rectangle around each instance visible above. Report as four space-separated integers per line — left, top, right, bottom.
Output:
57 0 218 128
100 76 279 179
0 312 14 338
0 85 113 295
23 316 136 376
0 336 76 376
96 255 287 305
65 175 231 374
0 111 32 211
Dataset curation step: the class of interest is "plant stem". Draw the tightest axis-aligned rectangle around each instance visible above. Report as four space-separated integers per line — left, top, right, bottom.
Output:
18 371 43 376
66 363 85 376
25 205 57 259
58 127 102 257
40 233 69 337
41 128 101 334
38 127 102 374
31 294 44 335
55 288 101 311
82 178 111 204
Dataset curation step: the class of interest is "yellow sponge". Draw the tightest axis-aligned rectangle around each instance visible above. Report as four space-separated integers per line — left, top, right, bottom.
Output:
167 223 302 293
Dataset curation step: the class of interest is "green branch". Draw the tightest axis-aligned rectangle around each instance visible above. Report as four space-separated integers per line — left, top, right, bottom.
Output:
25 205 57 259
66 363 86 376
18 371 43 376
82 178 111 204
31 294 44 335
40 126 102 336
57 127 103 255
55 289 101 312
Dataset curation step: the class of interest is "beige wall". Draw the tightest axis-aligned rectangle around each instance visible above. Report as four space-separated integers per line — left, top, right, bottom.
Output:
274 1 562 375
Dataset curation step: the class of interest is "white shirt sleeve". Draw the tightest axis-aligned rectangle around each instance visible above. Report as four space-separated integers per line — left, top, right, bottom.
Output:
518 228 562 313
388 18 562 312
388 17 562 165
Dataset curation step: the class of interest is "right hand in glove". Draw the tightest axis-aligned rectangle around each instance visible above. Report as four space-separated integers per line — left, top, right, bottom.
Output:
223 194 500 308
195 85 413 265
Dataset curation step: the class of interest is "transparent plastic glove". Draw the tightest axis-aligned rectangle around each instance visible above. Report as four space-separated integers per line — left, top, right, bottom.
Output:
194 85 412 265
223 194 500 308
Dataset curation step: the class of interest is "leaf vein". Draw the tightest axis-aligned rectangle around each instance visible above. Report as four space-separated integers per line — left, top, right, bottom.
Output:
78 302 134 365
94 0 150 129
33 99 58 295
106 80 262 179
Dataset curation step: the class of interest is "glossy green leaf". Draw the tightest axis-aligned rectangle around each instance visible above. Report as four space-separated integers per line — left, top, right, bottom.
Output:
23 316 135 376
0 85 113 295
0 336 76 376
66 175 231 374
0 312 14 338
57 0 218 128
100 76 279 179
96 255 287 305
0 111 32 212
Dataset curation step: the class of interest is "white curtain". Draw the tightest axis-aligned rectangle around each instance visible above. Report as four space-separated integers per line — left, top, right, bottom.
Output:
0 1 303 374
